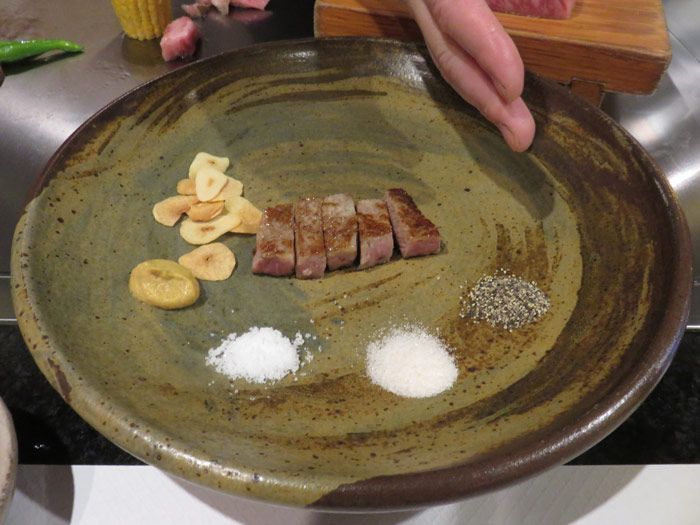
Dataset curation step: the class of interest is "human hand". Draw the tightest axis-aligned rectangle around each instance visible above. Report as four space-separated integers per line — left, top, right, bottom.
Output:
406 0 535 152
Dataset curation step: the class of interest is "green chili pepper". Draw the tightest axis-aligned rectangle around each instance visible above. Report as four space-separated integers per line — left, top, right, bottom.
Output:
0 39 83 64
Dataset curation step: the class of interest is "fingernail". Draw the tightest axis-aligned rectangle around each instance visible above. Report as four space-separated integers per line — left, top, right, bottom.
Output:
494 79 508 99
496 121 516 148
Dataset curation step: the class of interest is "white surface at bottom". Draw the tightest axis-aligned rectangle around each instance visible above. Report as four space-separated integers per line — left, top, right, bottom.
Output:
5 464 700 524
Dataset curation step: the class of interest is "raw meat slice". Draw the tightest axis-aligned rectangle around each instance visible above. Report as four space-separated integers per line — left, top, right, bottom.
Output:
322 194 358 271
251 204 295 276
294 198 326 280
357 199 394 269
231 0 269 9
487 0 575 19
385 189 440 258
160 17 200 61
182 0 268 17
181 2 208 17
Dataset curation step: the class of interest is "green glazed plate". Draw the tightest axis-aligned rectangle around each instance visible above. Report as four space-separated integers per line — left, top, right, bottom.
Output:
11 38 692 509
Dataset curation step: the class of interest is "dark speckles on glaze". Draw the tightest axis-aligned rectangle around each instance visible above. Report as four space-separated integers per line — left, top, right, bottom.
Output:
9 39 691 510
46 358 72 403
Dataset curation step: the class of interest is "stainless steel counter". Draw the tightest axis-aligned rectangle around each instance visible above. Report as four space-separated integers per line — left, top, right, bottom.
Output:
1 0 698 327
602 0 700 329
0 0 314 323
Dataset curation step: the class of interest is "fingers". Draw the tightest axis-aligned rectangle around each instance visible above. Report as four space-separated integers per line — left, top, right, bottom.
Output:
409 0 535 151
425 0 524 103
497 97 536 152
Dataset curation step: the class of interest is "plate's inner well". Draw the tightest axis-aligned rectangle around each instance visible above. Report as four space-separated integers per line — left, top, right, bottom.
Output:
12 40 683 507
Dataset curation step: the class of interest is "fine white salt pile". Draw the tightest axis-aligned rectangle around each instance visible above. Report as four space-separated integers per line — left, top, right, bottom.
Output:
206 327 304 383
366 326 458 398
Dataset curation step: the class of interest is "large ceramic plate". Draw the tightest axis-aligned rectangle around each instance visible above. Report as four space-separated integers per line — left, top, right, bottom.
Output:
11 39 691 509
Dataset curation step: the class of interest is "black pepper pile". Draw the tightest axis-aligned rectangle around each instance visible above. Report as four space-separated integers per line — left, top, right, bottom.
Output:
460 270 551 330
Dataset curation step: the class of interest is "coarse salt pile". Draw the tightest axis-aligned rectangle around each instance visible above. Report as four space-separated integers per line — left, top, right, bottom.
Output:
366 326 458 398
206 327 304 383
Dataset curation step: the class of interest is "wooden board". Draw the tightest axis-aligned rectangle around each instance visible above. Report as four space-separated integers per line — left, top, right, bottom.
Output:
314 0 671 97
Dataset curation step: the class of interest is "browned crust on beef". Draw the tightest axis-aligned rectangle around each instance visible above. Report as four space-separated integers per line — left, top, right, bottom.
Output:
295 197 326 279
385 188 440 258
252 203 295 276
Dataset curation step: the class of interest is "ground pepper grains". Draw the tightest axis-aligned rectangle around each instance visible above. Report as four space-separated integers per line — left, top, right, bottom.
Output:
460 270 550 330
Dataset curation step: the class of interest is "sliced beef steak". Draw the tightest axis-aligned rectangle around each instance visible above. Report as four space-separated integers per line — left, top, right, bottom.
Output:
487 0 576 19
251 203 295 276
357 199 394 269
294 197 326 279
385 189 440 258
322 194 358 270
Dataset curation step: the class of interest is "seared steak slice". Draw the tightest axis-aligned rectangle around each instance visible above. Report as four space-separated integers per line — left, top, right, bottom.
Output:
322 193 358 270
385 188 440 258
487 0 575 19
251 203 295 276
357 199 394 269
294 197 326 279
